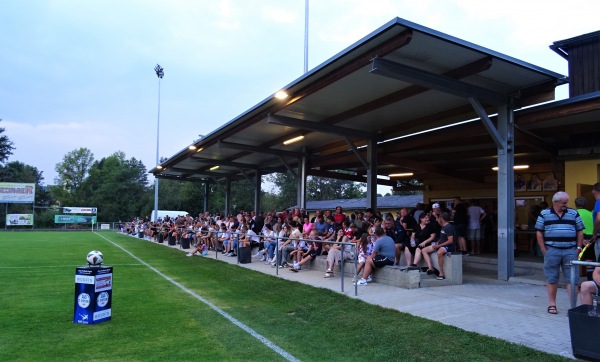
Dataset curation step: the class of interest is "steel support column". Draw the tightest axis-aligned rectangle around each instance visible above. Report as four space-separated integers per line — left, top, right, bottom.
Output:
203 180 209 212
366 138 378 211
254 171 262 214
497 104 515 280
224 177 231 217
297 149 307 211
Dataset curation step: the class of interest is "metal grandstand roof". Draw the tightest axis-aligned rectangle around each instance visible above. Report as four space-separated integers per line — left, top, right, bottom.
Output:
152 17 576 186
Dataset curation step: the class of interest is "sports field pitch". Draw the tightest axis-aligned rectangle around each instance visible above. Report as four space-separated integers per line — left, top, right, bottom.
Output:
0 232 569 361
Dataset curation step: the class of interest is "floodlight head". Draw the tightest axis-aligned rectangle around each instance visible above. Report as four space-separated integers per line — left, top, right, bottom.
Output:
154 64 164 79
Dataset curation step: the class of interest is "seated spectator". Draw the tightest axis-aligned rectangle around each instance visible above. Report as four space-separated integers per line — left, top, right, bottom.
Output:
355 226 395 285
282 221 302 268
290 234 310 269
224 224 240 257
186 240 207 257
421 212 456 280
581 266 600 305
274 224 292 267
238 225 251 248
353 233 373 282
260 223 277 264
302 217 315 238
324 228 354 277
314 214 328 239
411 213 438 268
217 224 229 252
290 229 322 272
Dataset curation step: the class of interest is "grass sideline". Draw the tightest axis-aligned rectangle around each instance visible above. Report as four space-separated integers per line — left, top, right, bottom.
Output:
0 232 569 361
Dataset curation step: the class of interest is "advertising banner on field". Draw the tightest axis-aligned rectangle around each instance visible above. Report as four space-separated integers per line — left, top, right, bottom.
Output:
6 214 34 226
55 215 97 224
0 182 35 203
63 207 97 214
73 266 112 325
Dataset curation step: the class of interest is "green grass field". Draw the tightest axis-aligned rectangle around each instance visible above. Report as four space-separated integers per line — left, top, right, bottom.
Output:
0 232 569 361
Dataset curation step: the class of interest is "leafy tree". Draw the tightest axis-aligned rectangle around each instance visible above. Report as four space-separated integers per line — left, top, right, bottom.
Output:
79 151 150 221
0 119 15 165
53 148 94 205
265 172 298 210
306 175 364 201
155 178 206 216
392 178 425 196
0 161 52 206
0 161 54 227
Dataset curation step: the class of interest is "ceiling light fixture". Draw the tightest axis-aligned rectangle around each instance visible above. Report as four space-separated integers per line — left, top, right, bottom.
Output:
196 147 203 153
274 90 289 100
492 165 530 171
389 172 414 177
283 135 304 145
209 165 220 171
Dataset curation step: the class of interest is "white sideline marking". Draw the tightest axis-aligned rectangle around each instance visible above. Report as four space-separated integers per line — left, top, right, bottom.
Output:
96 232 300 362
0 264 143 269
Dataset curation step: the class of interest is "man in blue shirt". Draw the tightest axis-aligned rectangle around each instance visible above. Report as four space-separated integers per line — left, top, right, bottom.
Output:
536 191 584 315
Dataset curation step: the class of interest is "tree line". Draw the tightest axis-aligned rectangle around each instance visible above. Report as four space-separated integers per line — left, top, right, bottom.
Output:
0 119 378 227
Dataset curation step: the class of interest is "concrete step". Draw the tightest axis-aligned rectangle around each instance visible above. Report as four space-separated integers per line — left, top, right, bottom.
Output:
463 254 543 276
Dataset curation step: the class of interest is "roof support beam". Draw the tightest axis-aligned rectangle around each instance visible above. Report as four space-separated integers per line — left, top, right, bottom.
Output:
381 155 485 183
236 167 256 188
278 155 299 181
268 114 381 141
468 96 505 149
307 169 397 187
370 57 508 107
344 135 369 169
217 140 301 158
189 157 258 170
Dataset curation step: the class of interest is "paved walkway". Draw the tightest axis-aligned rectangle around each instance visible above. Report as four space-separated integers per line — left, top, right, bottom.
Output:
146 236 577 359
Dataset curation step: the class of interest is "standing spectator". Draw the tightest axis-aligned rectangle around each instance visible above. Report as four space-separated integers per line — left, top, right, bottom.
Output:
467 199 486 255
536 191 584 315
451 196 469 254
333 206 346 224
574 197 595 280
399 208 418 265
413 203 425 223
591 183 600 260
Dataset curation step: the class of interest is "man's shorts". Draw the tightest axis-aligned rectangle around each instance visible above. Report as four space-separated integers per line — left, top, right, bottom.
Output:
467 228 481 241
454 224 467 238
589 280 600 296
543 245 579 285
373 255 394 268
441 244 456 253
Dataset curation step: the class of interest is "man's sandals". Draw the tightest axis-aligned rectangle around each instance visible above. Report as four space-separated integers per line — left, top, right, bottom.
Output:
547 305 557 315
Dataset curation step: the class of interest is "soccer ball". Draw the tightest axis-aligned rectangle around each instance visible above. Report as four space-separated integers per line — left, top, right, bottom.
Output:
86 250 104 265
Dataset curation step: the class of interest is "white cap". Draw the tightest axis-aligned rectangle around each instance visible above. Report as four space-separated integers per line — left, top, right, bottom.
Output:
432 203 441 209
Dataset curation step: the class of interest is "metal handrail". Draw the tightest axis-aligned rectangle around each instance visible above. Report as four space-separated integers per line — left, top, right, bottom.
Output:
206 230 359 295
569 260 600 308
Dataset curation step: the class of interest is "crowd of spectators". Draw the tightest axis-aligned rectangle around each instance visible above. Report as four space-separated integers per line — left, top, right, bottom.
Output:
119 201 487 285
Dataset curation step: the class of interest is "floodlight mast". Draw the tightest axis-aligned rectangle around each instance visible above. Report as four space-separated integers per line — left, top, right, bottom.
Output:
153 64 164 222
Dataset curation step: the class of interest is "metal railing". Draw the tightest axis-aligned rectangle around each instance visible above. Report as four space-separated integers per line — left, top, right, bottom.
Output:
204 231 360 296
570 260 600 308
